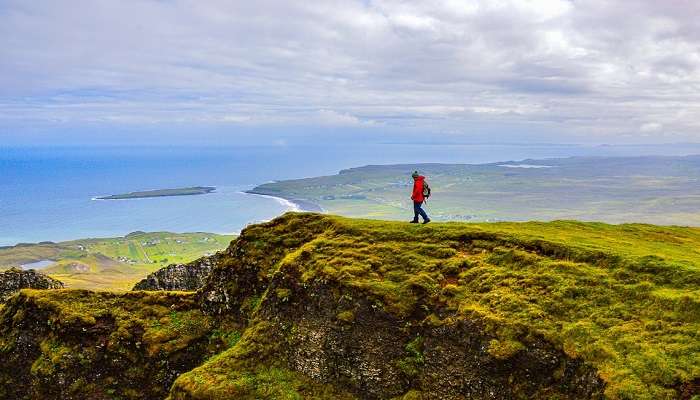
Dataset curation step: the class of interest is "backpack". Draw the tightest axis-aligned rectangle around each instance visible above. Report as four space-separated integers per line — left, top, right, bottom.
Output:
422 181 431 199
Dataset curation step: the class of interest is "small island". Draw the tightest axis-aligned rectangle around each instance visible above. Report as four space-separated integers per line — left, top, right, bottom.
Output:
96 186 216 200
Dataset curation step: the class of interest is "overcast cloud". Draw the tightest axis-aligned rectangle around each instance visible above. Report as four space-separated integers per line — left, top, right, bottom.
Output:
1 0 699 144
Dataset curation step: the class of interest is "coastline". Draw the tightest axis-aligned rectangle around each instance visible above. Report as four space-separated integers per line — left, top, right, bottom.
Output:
244 190 324 213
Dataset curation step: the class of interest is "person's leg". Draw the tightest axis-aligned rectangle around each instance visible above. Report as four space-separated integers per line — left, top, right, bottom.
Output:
413 201 430 222
411 202 420 222
416 202 430 222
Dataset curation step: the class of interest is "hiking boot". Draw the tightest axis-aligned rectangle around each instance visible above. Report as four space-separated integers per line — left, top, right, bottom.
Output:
410 219 419 223
422 219 431 224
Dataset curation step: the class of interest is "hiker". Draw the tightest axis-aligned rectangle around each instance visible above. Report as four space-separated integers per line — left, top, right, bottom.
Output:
410 171 431 224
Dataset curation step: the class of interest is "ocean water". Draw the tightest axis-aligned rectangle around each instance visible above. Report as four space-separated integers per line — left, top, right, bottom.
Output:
2 143 699 246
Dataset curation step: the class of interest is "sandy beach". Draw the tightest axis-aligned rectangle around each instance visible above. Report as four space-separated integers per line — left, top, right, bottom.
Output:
244 190 323 213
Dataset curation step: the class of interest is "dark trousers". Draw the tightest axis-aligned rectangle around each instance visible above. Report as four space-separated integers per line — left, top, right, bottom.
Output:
413 201 429 222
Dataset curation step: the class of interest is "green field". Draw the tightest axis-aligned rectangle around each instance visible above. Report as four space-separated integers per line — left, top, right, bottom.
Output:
0 232 235 290
250 156 700 226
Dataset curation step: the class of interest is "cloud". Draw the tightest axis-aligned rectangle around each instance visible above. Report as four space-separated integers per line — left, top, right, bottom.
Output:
313 110 378 126
640 122 662 133
0 0 699 143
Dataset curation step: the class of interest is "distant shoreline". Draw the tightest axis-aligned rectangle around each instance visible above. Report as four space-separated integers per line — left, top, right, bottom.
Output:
244 190 323 213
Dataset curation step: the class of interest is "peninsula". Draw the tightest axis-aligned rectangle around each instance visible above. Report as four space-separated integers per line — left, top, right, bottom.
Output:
96 186 216 200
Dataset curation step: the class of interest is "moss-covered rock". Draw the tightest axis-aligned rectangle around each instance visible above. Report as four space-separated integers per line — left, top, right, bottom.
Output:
176 213 700 399
0 267 63 302
133 256 217 291
0 290 229 399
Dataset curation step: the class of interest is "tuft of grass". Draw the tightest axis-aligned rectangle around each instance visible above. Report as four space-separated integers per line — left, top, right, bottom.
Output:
335 310 355 323
487 338 525 360
397 336 425 377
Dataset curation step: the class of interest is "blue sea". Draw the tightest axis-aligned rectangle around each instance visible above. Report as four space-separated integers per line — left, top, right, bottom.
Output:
2 143 699 246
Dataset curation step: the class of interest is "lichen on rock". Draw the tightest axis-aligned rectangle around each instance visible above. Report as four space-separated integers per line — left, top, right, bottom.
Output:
133 257 216 291
0 267 63 302
0 290 229 399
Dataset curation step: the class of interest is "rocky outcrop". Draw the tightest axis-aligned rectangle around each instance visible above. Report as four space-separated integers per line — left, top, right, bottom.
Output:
255 279 605 399
178 213 606 399
0 290 220 400
0 267 63 302
132 258 215 291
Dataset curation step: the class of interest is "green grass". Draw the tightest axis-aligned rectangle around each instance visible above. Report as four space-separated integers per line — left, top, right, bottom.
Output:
396 336 425 376
0 232 235 290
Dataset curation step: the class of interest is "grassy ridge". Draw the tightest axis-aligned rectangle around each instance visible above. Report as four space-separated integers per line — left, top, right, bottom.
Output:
0 232 235 290
172 214 700 399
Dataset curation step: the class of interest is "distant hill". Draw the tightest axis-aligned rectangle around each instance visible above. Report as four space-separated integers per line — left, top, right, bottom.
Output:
250 155 700 226
2 213 698 399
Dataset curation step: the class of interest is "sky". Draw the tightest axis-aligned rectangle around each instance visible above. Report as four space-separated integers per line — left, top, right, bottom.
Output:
1 0 699 145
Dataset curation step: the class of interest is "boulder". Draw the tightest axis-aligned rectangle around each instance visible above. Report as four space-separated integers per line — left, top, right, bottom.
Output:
0 267 64 302
132 258 214 291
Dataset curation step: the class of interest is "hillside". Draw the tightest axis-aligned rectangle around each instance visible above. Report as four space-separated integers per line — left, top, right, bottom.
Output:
0 232 235 290
250 156 700 225
1 213 699 399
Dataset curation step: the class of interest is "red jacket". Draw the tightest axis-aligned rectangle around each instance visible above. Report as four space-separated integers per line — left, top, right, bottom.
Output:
412 176 425 202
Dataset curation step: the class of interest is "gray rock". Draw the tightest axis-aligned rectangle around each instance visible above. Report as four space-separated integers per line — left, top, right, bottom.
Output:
0 268 64 302
132 258 213 291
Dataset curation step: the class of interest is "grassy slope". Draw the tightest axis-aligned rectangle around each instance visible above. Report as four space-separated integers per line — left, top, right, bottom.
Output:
0 232 235 290
250 156 700 225
172 214 700 400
